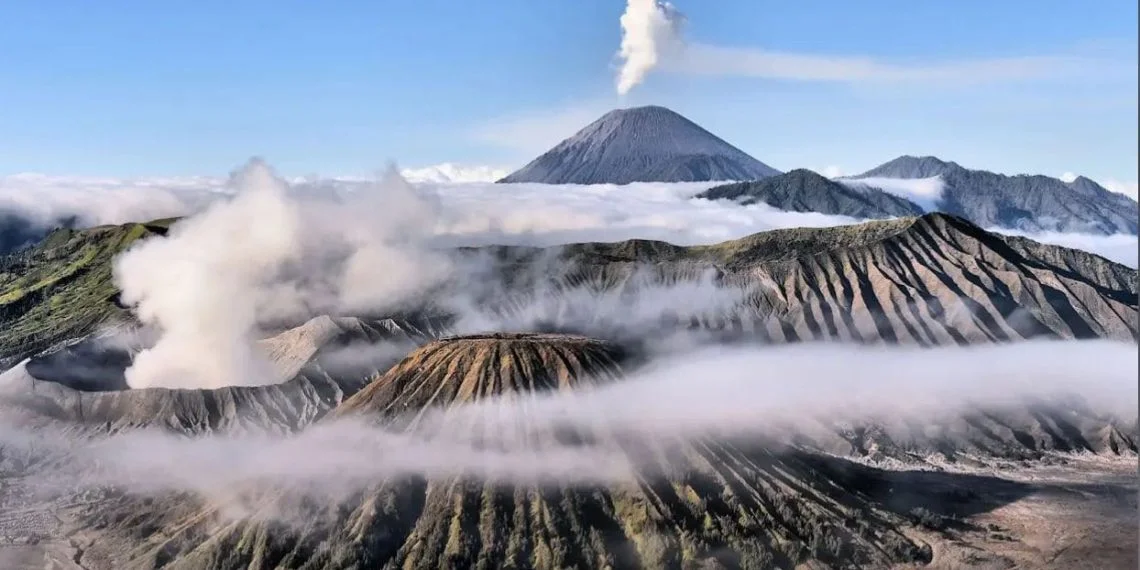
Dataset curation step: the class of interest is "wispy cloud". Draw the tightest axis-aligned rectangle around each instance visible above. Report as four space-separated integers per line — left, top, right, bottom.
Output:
671 45 1124 86
614 0 1134 93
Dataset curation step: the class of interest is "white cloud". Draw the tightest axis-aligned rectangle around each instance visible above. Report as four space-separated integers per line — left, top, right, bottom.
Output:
1101 179 1139 201
839 176 946 212
400 163 510 184
1060 172 1078 183
819 165 844 179
672 45 1116 86
0 173 223 227
3 168 1133 269
434 180 861 246
8 340 1136 499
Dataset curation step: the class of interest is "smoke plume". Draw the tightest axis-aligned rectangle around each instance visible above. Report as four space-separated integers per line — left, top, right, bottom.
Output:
616 0 686 95
113 159 452 389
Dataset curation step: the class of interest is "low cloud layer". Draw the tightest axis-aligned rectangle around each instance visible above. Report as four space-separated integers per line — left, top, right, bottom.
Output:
400 163 510 184
0 173 220 230
1 160 1134 390
3 164 1133 267
3 340 1134 514
999 228 1139 268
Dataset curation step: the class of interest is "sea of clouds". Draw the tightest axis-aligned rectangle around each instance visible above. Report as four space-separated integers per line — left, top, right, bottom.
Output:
0 159 1135 391
1 165 1135 266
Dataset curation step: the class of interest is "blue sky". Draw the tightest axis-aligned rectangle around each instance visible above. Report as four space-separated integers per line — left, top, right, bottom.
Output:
0 0 1135 183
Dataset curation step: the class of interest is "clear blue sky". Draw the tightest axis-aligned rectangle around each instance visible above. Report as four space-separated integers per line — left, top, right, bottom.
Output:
0 0 1135 182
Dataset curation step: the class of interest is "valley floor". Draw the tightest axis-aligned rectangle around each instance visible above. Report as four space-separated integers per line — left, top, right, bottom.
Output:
895 455 1138 570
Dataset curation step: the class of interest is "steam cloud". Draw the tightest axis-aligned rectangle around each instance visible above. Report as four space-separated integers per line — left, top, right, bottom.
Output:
616 0 685 95
113 160 452 389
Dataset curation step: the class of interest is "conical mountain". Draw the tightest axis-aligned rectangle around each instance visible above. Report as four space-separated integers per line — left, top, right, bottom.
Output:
852 155 964 179
336 333 627 417
75 333 941 570
498 106 780 185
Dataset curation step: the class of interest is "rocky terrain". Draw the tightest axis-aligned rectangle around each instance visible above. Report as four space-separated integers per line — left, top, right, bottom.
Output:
66 334 940 570
0 314 445 436
0 219 175 371
0 212 1135 569
845 156 1138 235
475 212 1137 344
497 106 780 185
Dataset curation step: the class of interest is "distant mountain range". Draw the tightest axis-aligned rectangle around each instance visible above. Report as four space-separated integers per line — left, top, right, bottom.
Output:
495 105 1136 236
497 105 780 184
698 159 1137 235
843 156 1138 235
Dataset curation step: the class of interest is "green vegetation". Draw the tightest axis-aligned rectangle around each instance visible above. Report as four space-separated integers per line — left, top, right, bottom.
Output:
0 222 164 367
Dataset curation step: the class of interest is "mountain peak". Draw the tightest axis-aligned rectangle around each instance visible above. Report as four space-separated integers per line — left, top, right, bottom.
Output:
696 168 923 220
497 106 781 185
853 155 963 179
599 104 679 118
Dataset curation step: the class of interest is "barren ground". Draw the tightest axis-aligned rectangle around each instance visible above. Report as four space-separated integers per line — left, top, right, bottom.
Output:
894 454 1138 570
1 453 1135 569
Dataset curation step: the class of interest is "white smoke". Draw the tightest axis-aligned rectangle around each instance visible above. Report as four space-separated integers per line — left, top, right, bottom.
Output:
616 0 686 96
113 159 452 389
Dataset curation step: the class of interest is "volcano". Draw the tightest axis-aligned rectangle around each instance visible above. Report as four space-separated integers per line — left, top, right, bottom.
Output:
497 106 780 185
72 333 950 570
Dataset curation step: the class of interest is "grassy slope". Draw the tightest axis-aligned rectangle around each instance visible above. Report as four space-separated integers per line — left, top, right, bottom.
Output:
0 221 171 367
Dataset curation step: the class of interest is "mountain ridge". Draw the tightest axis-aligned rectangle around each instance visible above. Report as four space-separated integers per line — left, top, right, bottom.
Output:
0 211 1133 374
847 156 1138 234
696 168 924 219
